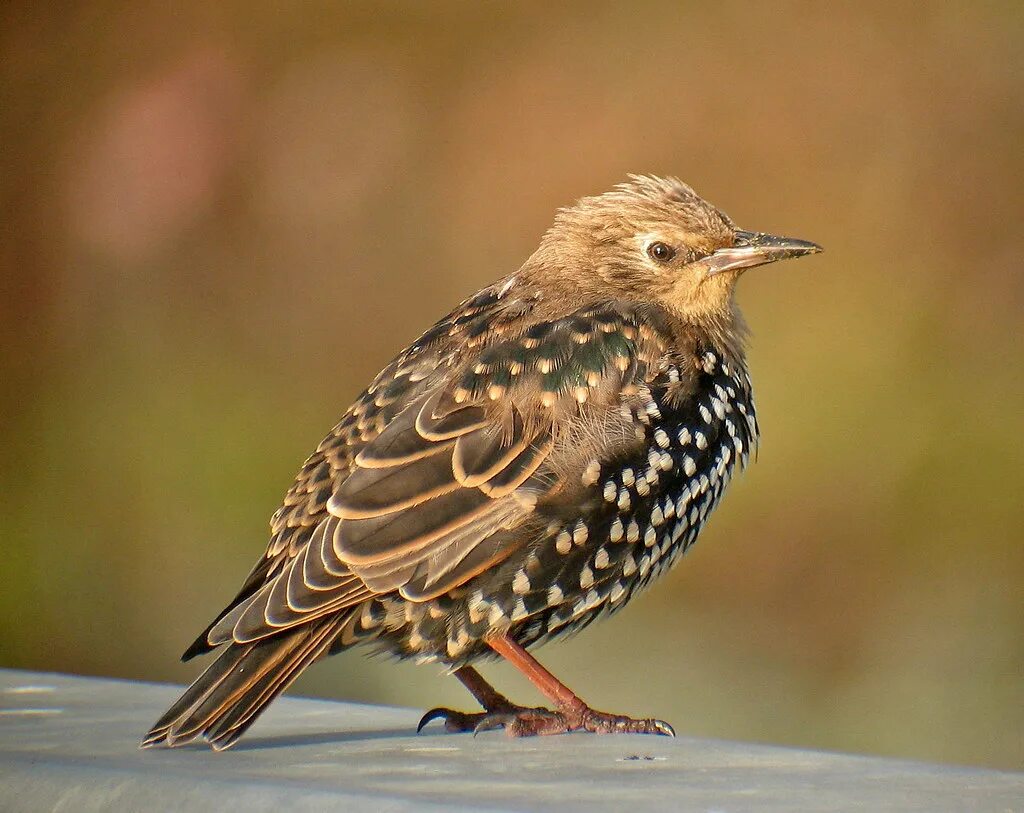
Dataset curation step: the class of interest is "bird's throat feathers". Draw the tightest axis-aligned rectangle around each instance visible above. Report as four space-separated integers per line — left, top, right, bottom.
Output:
663 275 750 364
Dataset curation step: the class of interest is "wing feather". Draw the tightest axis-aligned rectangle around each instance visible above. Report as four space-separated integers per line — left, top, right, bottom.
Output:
333 485 495 564
452 409 529 487
330 445 460 519
187 296 669 656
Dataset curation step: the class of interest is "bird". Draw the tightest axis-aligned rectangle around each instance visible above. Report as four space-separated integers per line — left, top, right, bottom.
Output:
142 175 821 750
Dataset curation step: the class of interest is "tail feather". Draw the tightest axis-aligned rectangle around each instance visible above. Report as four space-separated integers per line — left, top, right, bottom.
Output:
204 620 343 749
141 617 345 750
141 644 249 746
165 634 298 746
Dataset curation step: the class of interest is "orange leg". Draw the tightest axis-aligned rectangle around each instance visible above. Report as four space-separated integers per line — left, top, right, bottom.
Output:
417 635 673 737
417 665 547 734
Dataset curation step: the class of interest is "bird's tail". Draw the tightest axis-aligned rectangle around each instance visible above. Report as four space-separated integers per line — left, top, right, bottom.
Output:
141 617 344 751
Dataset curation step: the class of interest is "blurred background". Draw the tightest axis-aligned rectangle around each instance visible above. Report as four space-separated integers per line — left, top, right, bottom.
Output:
2 1 1022 770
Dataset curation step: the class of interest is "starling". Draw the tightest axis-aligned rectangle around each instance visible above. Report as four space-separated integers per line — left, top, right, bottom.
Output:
142 175 821 750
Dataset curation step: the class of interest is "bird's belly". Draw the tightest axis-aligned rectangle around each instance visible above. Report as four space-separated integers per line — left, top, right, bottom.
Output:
364 356 758 666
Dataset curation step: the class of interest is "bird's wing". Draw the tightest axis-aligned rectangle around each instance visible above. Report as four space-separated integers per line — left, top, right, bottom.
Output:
190 295 669 652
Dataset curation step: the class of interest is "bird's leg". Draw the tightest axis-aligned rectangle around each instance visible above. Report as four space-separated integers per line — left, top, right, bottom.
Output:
417 638 673 737
476 634 675 737
417 665 549 734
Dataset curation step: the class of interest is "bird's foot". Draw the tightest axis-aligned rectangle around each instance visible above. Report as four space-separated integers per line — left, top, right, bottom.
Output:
417 701 552 735
419 702 674 737
571 707 675 736
471 707 571 736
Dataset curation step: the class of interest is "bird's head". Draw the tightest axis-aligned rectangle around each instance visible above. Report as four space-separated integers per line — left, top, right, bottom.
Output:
526 175 821 338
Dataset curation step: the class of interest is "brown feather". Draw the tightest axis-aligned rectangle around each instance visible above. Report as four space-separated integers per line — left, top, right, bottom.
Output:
143 618 346 750
414 390 489 440
332 487 495 564
331 446 460 519
399 528 525 601
349 499 524 597
353 394 450 468
205 619 344 750
452 409 529 487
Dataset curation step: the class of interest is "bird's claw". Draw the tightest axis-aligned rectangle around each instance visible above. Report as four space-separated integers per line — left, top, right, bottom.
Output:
417 707 485 734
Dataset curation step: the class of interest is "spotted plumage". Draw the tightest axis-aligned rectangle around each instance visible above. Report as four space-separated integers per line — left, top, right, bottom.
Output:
144 175 820 750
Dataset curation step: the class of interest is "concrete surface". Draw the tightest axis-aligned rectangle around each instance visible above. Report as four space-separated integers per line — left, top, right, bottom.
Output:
0 668 1020 812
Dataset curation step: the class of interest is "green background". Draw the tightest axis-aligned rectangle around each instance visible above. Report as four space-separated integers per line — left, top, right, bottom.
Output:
2 1 1022 770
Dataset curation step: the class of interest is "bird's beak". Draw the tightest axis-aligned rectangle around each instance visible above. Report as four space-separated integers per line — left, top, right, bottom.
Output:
704 230 822 276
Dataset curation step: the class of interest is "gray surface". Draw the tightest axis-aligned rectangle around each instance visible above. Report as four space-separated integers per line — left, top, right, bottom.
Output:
0 669 1020 812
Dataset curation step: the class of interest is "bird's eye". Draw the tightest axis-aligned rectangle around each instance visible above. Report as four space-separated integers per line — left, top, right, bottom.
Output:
647 242 676 263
